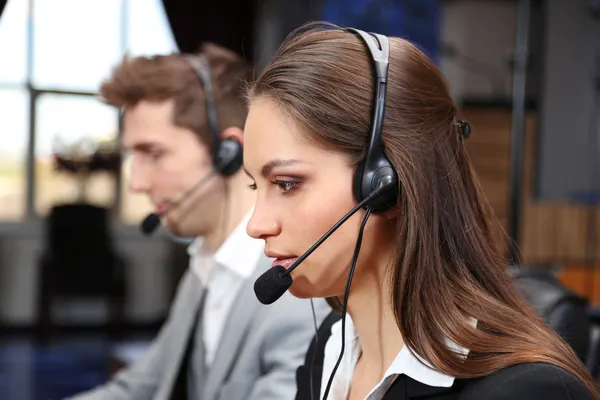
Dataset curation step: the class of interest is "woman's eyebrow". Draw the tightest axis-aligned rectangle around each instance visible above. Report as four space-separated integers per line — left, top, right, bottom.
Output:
245 158 306 178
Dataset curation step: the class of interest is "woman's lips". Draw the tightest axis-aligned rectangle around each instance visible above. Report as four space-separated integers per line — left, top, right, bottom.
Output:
272 257 299 269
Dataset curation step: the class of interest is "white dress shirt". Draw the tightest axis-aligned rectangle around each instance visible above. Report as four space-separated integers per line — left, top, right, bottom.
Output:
320 315 474 400
187 210 266 366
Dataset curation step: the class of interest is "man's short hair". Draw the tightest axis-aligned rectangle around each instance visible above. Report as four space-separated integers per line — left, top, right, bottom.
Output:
100 43 251 149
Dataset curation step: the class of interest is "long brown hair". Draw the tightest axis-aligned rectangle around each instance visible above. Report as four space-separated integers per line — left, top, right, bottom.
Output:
248 21 599 396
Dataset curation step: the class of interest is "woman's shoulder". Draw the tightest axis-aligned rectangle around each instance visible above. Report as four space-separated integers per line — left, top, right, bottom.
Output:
458 362 595 400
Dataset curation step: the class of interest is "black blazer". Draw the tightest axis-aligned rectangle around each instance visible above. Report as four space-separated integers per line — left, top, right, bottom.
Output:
295 311 594 400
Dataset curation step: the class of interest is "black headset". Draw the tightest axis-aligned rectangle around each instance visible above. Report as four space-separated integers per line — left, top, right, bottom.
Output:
184 31 398 213
347 28 399 213
182 54 243 176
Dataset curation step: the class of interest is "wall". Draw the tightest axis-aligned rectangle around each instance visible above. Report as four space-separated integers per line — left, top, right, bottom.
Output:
253 0 321 71
536 0 600 200
440 0 517 101
439 0 549 103
441 0 599 201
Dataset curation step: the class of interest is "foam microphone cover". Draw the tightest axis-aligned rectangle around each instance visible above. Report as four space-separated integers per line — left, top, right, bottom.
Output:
140 213 161 236
254 265 293 305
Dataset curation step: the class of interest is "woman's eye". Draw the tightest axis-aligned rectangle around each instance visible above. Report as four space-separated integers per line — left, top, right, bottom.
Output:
247 182 257 190
274 180 298 194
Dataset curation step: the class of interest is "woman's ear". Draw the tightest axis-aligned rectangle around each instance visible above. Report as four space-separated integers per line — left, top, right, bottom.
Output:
221 126 244 144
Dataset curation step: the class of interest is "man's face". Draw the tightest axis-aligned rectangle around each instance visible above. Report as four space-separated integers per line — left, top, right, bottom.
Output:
123 99 222 237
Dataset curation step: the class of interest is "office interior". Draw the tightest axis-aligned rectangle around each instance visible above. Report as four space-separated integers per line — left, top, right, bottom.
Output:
0 0 600 398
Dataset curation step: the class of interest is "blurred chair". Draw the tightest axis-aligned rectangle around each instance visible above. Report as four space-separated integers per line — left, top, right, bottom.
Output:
508 264 590 362
37 202 127 340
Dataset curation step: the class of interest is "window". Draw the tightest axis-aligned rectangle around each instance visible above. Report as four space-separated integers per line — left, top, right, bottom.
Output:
126 0 178 57
0 89 29 220
0 0 29 85
31 0 123 91
34 94 119 216
0 0 29 220
0 0 178 222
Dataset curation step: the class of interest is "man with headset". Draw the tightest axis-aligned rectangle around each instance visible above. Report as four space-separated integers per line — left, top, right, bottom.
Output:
68 43 330 400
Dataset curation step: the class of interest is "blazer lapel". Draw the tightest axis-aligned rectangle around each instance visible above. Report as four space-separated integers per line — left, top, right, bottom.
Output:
203 255 269 399
382 375 460 400
155 270 206 400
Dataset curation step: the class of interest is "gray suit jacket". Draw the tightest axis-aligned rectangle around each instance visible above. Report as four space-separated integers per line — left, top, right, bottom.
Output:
68 255 330 400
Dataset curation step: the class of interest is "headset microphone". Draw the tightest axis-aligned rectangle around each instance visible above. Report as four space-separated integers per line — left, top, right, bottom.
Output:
253 176 395 305
140 212 162 236
139 171 218 236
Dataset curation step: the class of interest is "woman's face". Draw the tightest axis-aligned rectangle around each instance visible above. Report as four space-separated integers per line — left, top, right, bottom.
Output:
243 96 394 299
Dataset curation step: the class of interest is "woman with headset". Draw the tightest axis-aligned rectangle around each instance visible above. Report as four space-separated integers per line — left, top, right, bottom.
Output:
242 21 599 400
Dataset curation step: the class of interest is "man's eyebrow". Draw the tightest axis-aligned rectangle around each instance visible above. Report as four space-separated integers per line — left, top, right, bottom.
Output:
127 141 161 153
244 159 304 178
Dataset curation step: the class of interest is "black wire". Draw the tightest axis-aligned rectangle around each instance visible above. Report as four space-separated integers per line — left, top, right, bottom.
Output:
309 298 319 400
170 170 217 210
221 177 230 246
321 208 373 400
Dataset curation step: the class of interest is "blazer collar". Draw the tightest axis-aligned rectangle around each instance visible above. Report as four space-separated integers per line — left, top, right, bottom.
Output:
323 316 472 397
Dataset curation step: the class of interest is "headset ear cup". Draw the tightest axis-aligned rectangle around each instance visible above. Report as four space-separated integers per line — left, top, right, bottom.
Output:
354 162 399 213
215 138 243 176
353 162 366 205
369 169 399 213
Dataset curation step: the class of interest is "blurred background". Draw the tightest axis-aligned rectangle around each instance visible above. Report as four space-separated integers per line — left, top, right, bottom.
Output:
0 0 600 398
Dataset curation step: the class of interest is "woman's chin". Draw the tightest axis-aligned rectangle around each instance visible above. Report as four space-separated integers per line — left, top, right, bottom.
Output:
289 275 334 300
288 284 313 299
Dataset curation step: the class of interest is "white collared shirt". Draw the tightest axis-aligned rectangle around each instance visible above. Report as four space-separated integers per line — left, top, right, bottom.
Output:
187 210 266 366
321 315 473 400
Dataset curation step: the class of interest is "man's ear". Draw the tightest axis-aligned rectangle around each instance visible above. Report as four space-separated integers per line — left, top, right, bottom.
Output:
221 126 244 145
